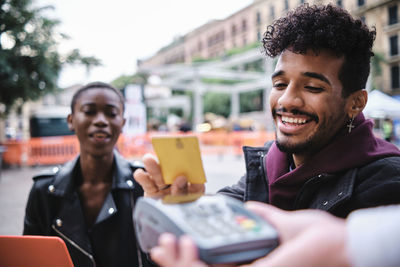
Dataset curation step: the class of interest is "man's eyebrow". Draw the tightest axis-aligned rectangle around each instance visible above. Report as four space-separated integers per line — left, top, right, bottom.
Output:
81 102 120 109
303 72 331 85
271 70 284 79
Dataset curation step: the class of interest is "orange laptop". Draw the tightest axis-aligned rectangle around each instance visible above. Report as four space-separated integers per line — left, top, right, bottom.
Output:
0 235 74 267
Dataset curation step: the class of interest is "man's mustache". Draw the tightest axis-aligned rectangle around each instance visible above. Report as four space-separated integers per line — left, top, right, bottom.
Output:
272 108 319 123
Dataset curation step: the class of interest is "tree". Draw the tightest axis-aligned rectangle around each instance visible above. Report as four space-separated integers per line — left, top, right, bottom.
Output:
0 0 101 114
203 92 231 118
111 73 148 90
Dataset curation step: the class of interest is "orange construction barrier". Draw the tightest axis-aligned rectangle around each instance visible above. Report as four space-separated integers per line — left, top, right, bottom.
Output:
27 136 79 166
116 133 152 159
2 140 27 166
2 131 275 166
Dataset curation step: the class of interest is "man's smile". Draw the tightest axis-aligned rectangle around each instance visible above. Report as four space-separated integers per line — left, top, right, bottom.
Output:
281 116 308 124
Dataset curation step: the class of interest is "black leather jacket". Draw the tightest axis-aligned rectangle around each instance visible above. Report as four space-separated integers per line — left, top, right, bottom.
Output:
218 143 400 218
23 151 156 267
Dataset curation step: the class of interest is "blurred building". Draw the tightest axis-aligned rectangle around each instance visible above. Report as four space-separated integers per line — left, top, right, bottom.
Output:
139 0 400 95
1 85 81 142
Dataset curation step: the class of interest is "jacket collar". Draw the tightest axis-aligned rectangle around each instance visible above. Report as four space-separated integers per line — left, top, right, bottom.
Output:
50 150 137 198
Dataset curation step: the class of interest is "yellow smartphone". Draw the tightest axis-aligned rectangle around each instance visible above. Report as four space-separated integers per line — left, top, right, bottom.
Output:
151 136 207 185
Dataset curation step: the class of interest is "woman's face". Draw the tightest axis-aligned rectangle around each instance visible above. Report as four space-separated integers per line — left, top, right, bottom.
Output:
67 88 125 158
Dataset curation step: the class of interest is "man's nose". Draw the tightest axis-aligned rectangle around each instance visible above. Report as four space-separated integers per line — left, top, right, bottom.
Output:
93 112 108 126
277 84 304 109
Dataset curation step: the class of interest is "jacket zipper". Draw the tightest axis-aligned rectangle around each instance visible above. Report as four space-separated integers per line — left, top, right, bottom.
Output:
51 224 96 267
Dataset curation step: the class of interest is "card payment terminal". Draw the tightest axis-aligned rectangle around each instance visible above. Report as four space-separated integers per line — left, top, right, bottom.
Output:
134 194 279 264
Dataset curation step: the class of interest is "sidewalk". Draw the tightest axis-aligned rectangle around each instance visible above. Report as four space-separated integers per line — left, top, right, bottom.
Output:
0 154 245 235
0 165 48 235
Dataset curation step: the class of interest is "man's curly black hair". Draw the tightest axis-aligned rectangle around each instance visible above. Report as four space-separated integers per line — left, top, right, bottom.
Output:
262 4 376 97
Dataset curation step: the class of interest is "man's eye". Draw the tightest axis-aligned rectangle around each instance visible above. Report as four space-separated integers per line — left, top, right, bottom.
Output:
273 83 287 89
305 86 323 93
106 110 118 117
84 110 96 115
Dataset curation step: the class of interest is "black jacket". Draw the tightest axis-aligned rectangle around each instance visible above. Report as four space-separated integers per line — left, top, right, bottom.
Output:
218 143 400 218
23 151 156 267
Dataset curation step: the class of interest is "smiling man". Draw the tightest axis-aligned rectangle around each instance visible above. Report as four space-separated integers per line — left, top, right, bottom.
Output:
134 4 400 266
135 4 400 217
216 4 400 214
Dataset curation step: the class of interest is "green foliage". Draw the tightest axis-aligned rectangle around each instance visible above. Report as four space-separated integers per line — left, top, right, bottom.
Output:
370 51 385 90
225 42 260 57
192 41 261 64
0 0 101 113
168 107 183 117
192 57 216 63
243 59 264 72
240 89 264 113
111 73 148 90
201 78 245 85
203 92 231 118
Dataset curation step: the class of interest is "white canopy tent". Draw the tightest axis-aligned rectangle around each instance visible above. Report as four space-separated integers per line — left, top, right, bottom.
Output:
363 90 400 119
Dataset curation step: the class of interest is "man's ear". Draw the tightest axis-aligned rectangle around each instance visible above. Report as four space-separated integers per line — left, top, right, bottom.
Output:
67 114 75 131
346 89 368 118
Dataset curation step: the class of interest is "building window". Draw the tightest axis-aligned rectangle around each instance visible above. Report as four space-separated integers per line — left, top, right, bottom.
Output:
231 24 237 36
256 11 261 25
270 6 275 20
300 0 305 4
358 0 365 7
284 0 289 11
337 0 342 7
391 65 400 89
389 5 398 25
242 19 247 32
257 30 261 41
390 35 399 56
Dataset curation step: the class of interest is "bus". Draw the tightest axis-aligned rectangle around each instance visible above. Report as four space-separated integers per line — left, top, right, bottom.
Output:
29 106 74 138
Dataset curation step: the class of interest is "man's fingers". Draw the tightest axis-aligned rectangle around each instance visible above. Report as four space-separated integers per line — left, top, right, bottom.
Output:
133 168 159 195
143 153 167 189
150 233 178 267
171 176 188 195
179 236 200 263
188 183 205 194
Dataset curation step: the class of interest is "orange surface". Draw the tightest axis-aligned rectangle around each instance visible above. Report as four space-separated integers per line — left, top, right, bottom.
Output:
0 235 74 267
2 131 275 166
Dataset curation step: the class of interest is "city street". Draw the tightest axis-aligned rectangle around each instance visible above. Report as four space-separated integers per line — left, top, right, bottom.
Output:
0 153 245 235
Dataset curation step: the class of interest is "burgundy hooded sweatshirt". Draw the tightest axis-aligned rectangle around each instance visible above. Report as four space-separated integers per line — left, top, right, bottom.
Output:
266 113 400 210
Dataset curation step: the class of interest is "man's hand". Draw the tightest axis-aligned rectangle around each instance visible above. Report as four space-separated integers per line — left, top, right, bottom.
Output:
149 202 351 267
242 202 350 267
151 233 209 267
133 153 205 197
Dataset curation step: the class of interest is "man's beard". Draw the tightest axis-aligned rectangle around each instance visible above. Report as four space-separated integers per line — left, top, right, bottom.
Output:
275 113 346 156
276 132 323 154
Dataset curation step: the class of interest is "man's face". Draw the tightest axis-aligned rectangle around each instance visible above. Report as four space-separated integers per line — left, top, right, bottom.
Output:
68 88 125 158
269 49 350 156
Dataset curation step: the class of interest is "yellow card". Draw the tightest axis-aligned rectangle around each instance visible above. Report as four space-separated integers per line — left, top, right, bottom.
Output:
151 136 206 185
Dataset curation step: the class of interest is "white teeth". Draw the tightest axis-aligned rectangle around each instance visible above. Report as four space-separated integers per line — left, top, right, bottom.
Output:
282 116 307 124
